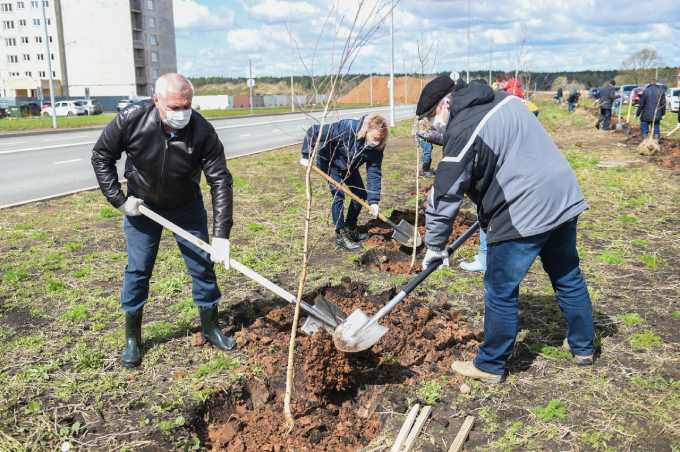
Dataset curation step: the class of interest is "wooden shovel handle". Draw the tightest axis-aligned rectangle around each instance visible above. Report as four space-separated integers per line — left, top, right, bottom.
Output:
310 165 392 225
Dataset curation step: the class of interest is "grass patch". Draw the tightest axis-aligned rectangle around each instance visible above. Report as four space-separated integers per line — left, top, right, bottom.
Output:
598 249 624 265
194 355 240 379
531 399 567 422
99 206 120 219
617 312 643 327
639 253 659 269
416 379 443 405
629 330 662 349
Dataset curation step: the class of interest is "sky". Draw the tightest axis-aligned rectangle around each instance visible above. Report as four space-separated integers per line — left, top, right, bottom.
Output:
173 0 680 78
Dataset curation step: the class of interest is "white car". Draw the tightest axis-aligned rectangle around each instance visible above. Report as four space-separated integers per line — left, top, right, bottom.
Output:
42 101 88 117
666 88 680 113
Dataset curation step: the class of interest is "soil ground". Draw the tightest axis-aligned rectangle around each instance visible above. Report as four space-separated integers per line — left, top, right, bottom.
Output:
0 102 678 451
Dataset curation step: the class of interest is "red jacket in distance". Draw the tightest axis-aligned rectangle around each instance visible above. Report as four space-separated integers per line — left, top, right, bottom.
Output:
504 78 524 98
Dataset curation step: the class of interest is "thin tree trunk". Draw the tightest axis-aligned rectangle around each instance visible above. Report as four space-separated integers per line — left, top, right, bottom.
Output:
409 124 420 271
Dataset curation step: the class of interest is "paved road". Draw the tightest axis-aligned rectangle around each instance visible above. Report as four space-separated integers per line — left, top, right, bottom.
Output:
0 105 415 208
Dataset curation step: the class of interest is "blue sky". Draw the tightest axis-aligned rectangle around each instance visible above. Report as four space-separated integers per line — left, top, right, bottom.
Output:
173 0 680 78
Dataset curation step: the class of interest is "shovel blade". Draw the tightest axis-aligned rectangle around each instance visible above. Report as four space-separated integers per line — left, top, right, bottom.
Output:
333 310 389 353
300 295 346 336
392 219 423 248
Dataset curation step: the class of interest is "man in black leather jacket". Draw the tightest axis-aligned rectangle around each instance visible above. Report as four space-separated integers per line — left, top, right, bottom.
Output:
596 80 618 130
91 73 235 368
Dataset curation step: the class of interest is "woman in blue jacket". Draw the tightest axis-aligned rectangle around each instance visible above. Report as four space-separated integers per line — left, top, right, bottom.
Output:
300 114 388 250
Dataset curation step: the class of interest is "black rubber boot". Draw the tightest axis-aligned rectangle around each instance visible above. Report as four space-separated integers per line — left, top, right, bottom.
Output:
335 228 361 251
121 309 143 368
199 306 236 352
346 225 369 242
422 162 435 178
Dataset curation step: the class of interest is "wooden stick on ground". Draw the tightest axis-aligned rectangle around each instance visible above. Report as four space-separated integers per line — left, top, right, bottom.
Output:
402 405 432 452
390 404 420 452
448 416 475 452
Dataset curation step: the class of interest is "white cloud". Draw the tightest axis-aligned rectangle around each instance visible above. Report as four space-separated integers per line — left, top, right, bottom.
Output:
174 0 234 30
246 0 319 23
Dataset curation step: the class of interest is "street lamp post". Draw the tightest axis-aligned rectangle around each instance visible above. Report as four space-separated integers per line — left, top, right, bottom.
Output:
389 0 395 126
41 2 57 128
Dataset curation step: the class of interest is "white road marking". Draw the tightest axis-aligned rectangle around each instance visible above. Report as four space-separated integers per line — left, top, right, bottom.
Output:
43 134 89 141
54 158 82 165
0 140 27 146
0 140 96 155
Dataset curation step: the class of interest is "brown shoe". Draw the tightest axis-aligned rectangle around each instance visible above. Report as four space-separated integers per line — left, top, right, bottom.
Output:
562 338 593 366
451 361 504 384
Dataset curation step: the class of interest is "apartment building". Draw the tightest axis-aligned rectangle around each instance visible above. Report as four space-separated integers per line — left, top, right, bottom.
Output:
0 0 176 100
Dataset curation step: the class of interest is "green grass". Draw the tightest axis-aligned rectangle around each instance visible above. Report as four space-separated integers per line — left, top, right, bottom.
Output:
629 330 662 348
617 312 643 327
531 399 568 422
416 379 443 405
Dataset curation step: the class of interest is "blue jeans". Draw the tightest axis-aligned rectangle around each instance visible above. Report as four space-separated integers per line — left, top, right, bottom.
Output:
474 218 594 375
568 102 576 112
640 121 660 139
329 168 366 231
121 197 221 314
419 139 432 166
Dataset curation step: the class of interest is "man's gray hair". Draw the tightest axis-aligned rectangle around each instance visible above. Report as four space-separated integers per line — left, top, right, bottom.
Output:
154 73 194 98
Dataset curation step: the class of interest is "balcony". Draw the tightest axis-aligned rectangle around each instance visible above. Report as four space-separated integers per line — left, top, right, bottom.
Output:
130 0 142 12
133 39 145 49
131 11 142 30
135 74 147 85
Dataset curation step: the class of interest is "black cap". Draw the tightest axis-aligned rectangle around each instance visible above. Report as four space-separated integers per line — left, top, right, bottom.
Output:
416 75 456 118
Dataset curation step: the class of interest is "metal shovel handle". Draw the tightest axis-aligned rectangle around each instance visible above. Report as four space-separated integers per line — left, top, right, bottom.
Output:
310 165 396 227
138 205 339 328
359 221 480 331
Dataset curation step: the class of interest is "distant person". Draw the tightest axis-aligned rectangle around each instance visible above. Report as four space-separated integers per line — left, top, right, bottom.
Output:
299 114 388 251
494 74 507 91
567 88 580 112
416 118 436 178
555 87 564 104
596 80 618 130
91 73 236 368
636 80 666 140
504 74 524 98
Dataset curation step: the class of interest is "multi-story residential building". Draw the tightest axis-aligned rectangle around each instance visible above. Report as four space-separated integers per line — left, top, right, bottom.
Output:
0 0 176 101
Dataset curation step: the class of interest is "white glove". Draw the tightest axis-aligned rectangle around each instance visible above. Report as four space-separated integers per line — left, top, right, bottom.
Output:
299 158 310 167
368 204 380 219
118 196 143 216
422 248 449 270
210 237 230 270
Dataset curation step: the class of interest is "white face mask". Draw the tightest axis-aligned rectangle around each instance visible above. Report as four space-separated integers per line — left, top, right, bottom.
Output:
163 108 192 129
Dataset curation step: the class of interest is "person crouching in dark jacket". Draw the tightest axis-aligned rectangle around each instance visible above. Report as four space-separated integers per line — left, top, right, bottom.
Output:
567 89 580 112
637 81 666 139
91 73 236 368
300 114 388 251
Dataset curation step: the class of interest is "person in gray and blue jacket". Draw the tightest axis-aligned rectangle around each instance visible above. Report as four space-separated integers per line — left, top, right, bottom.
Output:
300 114 388 250
417 76 595 384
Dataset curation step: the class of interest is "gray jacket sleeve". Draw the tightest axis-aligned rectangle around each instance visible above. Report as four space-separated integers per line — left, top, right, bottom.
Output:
425 158 472 251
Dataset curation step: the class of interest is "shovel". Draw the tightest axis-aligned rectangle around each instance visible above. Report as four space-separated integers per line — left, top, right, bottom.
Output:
333 221 480 352
311 165 422 248
138 205 344 335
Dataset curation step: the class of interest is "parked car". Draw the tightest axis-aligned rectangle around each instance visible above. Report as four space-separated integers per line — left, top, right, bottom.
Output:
632 84 667 106
25 102 41 116
116 96 150 112
42 100 88 117
619 84 638 102
666 88 680 113
78 99 103 115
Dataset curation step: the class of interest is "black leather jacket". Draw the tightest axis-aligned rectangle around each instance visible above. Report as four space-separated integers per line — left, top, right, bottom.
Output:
91 100 233 238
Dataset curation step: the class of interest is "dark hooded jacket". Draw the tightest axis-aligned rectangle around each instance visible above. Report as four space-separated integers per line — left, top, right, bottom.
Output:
636 84 666 123
425 81 587 249
597 84 618 109
300 115 384 204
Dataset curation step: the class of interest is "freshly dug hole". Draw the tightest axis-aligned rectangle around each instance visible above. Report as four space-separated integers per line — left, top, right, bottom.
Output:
192 280 481 451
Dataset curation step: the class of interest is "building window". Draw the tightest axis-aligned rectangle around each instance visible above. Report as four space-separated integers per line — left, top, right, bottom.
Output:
36 53 43 60
1 3 12 12
2 20 15 30
19 19 27 26
46 18 50 25
5 37 17 46
148 34 158 46
33 18 40 26
146 0 153 9
42 0 48 6
48 35 52 42
151 51 158 62
30 0 38 7
38 70 45 77
20 36 29 44
50 53 53 60
22 53 30 61
35 36 42 43
52 70 55 77
7 55 18 63
148 16 156 28
17 2 25 9
25 71 31 77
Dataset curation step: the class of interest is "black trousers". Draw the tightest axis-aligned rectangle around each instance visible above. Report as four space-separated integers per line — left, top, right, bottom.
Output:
598 108 612 130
